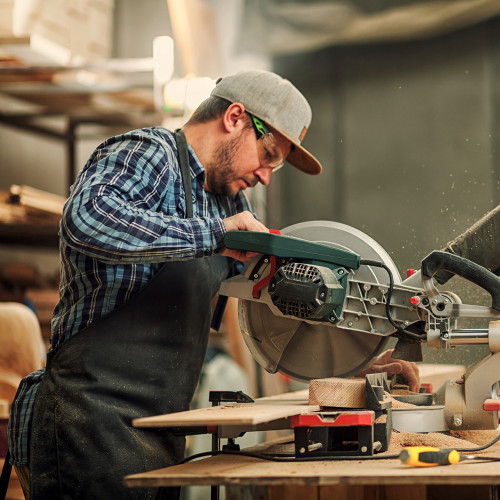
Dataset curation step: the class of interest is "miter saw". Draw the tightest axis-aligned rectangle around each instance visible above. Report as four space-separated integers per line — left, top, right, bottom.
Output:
218 220 500 436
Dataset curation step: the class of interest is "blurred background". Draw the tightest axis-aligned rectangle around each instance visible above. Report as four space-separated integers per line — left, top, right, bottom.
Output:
1 0 500 369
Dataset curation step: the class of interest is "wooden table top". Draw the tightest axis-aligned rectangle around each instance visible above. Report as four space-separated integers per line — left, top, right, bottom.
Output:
124 442 500 488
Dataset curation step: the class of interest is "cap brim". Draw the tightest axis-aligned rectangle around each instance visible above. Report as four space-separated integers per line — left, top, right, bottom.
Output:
286 143 322 175
264 120 322 175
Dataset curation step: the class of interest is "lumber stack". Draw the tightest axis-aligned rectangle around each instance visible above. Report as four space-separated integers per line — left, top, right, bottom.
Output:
9 185 65 216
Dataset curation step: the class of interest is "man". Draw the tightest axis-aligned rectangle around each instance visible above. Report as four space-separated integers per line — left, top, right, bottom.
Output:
7 69 418 499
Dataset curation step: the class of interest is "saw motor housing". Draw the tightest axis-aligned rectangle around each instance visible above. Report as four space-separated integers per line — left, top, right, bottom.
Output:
269 261 348 322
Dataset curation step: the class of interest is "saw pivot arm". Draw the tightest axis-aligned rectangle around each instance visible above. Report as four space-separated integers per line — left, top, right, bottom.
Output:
422 251 500 311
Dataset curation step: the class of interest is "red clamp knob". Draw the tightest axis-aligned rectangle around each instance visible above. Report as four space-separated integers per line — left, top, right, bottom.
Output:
420 383 433 394
483 399 500 411
410 296 420 306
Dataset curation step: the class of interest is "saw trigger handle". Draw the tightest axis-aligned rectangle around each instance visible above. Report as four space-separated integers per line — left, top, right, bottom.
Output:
421 251 500 311
223 231 361 269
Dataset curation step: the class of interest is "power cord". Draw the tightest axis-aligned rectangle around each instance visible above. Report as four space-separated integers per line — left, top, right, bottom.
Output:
180 449 400 464
179 432 500 464
360 259 426 342
456 432 500 453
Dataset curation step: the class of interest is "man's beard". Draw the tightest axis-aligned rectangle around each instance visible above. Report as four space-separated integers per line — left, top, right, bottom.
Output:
205 129 250 197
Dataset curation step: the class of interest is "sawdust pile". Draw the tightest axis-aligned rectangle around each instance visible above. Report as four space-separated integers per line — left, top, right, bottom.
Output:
374 413 387 424
450 430 500 454
386 429 500 457
383 390 500 456
388 430 474 454
391 389 415 395
384 392 417 409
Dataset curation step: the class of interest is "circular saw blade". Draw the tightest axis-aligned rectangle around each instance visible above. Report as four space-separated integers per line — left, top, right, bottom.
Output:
239 221 402 380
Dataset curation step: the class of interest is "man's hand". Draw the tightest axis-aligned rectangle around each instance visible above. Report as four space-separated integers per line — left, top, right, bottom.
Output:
356 348 420 393
221 211 269 262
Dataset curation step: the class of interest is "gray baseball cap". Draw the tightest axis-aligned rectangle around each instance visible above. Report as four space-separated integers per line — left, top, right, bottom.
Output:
211 69 322 175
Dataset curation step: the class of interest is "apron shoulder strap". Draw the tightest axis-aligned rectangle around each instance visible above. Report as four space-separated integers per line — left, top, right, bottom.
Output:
174 129 193 218
0 449 12 500
174 128 231 330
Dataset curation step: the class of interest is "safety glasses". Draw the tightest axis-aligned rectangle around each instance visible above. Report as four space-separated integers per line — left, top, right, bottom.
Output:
249 114 285 171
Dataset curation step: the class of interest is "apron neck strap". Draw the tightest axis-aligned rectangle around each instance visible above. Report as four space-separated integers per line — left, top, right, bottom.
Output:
174 129 193 218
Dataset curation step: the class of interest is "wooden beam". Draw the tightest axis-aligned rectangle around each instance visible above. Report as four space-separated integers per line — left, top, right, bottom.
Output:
309 377 366 408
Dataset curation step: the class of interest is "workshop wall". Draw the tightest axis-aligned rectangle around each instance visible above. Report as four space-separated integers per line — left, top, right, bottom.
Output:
270 16 500 365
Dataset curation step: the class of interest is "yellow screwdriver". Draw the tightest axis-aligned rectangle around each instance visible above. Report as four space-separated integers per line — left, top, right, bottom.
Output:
400 447 463 467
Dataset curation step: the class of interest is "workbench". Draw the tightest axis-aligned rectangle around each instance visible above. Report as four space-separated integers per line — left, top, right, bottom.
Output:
124 364 500 500
124 437 500 500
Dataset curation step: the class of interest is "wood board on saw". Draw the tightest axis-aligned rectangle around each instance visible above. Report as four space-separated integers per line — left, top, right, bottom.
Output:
133 401 319 428
133 363 466 429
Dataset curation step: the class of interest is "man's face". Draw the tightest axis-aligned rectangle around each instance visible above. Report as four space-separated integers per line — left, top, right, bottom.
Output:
205 122 292 197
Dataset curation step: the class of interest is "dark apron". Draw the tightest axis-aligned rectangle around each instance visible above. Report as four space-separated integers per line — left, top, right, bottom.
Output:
29 130 231 499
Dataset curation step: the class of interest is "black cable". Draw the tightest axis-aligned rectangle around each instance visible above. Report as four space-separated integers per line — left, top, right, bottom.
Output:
456 432 500 453
360 259 426 342
180 432 500 464
179 430 500 464
180 449 400 464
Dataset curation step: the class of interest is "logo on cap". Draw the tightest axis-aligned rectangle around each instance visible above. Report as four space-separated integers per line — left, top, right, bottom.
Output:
299 126 307 142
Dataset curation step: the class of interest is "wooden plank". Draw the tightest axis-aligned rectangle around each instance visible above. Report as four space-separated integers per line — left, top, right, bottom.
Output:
9 184 65 216
257 389 309 403
306 365 466 409
309 377 366 408
132 403 320 428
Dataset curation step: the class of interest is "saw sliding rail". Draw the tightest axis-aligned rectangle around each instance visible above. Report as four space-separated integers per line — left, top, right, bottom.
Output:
447 329 492 344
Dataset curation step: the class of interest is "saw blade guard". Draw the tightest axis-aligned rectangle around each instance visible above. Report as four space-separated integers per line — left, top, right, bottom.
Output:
238 221 402 381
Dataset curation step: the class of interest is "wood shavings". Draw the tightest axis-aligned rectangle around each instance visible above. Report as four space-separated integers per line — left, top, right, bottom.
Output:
387 430 476 454
384 429 500 457
384 392 417 409
391 389 416 395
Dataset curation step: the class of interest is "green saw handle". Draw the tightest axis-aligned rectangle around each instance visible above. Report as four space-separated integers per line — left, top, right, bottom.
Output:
421 250 500 311
224 231 361 269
